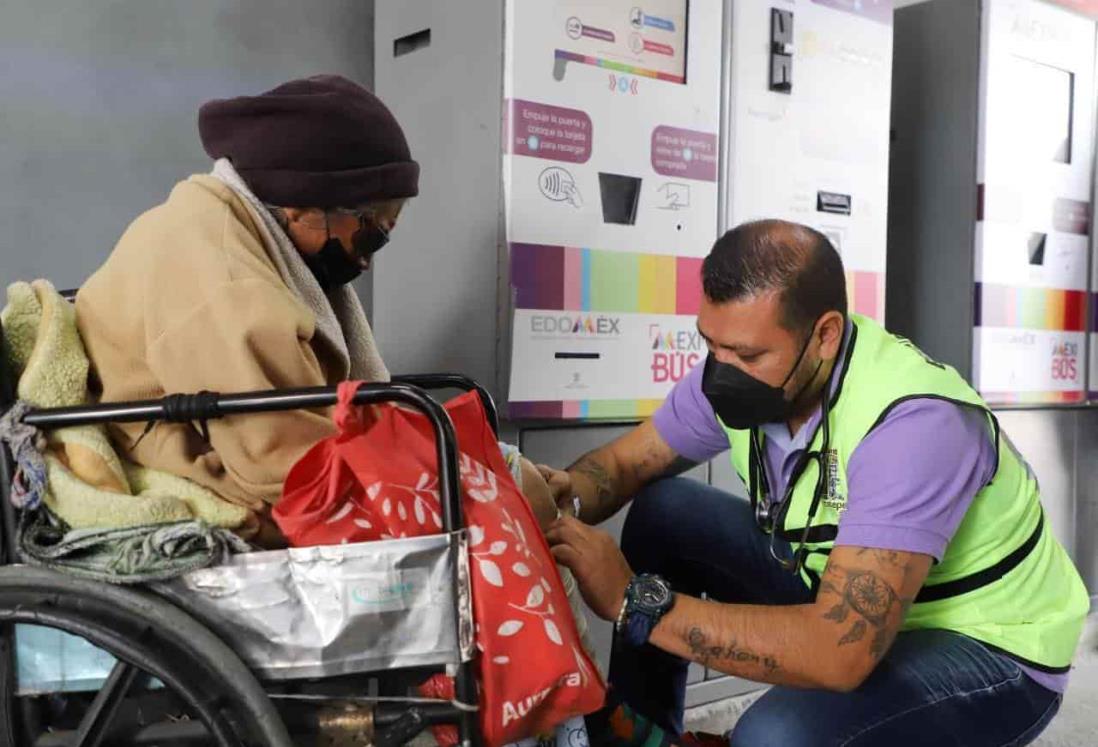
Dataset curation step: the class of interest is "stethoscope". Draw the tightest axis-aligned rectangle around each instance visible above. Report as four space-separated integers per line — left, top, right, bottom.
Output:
748 389 833 575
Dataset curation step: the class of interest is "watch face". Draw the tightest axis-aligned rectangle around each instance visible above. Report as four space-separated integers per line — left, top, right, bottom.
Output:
632 576 672 614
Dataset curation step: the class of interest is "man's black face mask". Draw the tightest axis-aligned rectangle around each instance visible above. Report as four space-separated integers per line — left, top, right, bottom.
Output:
700 322 822 429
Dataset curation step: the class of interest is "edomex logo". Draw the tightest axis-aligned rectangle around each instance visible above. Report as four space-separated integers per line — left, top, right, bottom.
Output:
650 325 704 383
530 314 622 336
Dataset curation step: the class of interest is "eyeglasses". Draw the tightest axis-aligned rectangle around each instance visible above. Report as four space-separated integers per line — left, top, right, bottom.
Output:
329 206 375 226
291 207 388 233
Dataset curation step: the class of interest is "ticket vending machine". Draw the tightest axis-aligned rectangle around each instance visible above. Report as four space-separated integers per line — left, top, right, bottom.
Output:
889 0 1098 405
374 0 894 710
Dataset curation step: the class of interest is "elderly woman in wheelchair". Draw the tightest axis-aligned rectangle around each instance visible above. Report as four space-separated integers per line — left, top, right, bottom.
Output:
0 75 597 747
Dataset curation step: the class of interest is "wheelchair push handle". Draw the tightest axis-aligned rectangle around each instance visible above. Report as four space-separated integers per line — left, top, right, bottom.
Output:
390 373 499 437
19 382 467 534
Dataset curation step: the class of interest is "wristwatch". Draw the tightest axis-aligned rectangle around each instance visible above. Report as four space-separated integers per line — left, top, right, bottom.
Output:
616 574 675 647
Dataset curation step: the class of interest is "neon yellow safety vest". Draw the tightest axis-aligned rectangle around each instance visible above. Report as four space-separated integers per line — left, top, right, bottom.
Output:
723 314 1088 671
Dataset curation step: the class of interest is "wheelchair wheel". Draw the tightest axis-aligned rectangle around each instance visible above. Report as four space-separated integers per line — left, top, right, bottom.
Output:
0 566 293 747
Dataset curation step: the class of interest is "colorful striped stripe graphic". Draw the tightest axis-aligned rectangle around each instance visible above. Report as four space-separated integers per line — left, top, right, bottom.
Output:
511 243 703 314
554 49 685 84
508 399 665 420
512 242 884 320
974 283 1087 331
980 391 1085 405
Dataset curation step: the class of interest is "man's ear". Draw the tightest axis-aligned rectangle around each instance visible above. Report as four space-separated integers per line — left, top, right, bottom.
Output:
818 311 845 360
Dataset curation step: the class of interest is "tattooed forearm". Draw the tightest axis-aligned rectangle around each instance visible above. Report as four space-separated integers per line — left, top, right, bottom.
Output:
686 628 781 674
821 565 915 660
569 455 613 497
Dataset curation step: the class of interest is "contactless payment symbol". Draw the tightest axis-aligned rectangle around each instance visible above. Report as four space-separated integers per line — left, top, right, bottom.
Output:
608 74 639 95
539 166 583 208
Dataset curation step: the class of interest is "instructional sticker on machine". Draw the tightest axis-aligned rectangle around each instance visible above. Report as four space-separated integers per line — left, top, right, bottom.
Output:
650 126 717 181
510 99 592 163
1053 198 1090 236
810 0 892 25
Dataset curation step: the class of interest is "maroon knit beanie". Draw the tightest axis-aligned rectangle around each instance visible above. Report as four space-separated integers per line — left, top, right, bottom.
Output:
198 74 419 207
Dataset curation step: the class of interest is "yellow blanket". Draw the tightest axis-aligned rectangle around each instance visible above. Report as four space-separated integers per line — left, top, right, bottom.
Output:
1 280 248 530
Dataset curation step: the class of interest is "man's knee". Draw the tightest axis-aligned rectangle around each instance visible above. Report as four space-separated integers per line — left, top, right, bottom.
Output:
728 693 818 747
620 477 690 568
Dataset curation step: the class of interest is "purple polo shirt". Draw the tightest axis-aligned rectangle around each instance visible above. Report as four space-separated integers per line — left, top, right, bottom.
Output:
651 325 1066 693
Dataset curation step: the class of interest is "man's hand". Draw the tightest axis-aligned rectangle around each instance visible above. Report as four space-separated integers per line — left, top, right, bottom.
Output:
538 420 699 526
535 464 573 507
545 515 634 621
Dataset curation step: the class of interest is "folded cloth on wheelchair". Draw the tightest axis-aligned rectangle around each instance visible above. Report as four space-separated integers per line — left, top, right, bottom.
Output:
1 280 249 530
18 510 251 583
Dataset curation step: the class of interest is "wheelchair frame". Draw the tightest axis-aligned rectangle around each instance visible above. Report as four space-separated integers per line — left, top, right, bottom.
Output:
0 305 495 746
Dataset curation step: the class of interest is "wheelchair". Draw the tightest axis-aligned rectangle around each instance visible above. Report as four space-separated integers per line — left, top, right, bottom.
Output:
0 294 497 746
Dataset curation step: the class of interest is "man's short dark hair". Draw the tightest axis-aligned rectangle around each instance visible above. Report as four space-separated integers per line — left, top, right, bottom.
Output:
701 219 847 332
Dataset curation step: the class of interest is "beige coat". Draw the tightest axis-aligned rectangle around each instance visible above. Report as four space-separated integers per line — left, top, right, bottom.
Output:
76 175 344 512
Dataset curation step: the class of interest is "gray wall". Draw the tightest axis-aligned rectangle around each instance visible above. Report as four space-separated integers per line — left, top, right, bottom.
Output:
371 2 505 393
0 0 376 298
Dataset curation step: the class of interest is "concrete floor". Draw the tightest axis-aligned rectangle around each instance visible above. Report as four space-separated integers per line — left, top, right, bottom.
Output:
683 617 1098 745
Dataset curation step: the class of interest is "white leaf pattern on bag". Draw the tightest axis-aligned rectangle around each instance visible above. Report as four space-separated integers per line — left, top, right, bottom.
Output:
366 482 381 501
326 502 354 524
469 525 485 546
462 454 499 503
414 498 426 525
382 498 392 516
489 541 507 556
512 562 531 577
497 620 524 636
478 558 503 587
540 577 552 593
353 518 372 530
397 501 408 521
417 472 430 490
543 619 563 646
431 510 442 529
492 656 510 664
526 585 544 607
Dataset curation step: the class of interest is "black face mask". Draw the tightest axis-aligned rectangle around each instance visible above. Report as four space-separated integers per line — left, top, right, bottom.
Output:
303 236 363 292
303 217 390 292
351 222 390 260
701 325 822 430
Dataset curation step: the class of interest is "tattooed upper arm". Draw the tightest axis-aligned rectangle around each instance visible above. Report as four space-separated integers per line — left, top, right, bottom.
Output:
817 546 932 675
625 419 698 486
566 421 698 522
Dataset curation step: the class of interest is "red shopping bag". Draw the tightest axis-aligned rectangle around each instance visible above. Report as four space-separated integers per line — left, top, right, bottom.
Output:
274 382 606 745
